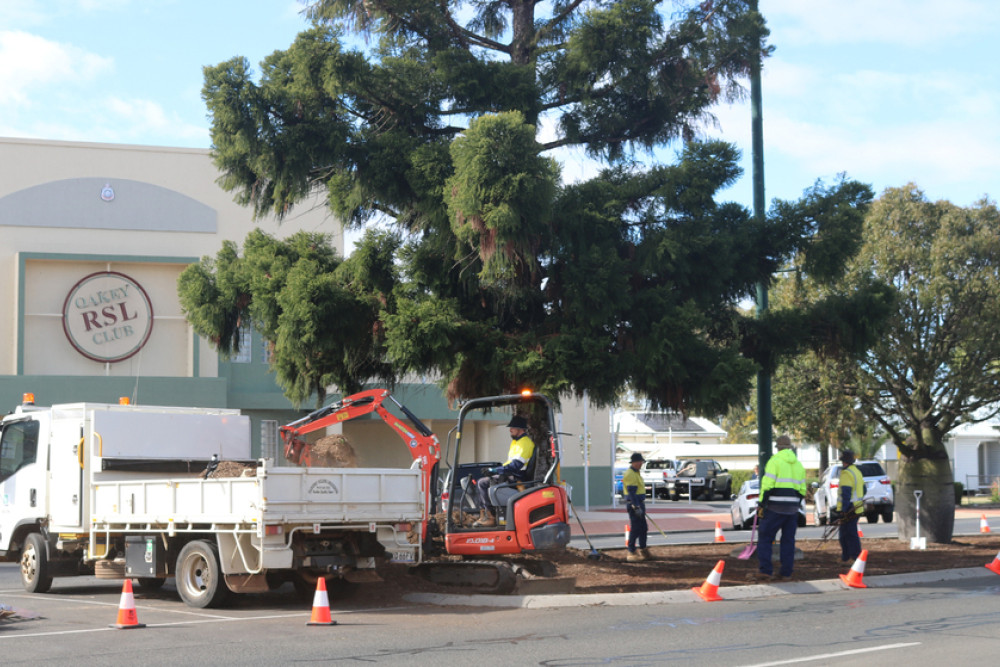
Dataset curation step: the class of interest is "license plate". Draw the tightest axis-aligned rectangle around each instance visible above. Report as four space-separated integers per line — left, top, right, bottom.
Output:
390 550 415 563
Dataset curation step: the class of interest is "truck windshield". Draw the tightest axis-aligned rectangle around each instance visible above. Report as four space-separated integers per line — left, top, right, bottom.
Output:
0 419 40 483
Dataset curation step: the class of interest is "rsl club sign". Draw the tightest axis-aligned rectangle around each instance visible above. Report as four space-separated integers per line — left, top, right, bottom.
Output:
62 271 154 362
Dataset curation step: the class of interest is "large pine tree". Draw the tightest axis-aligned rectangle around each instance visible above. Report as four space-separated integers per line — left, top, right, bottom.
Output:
186 1 889 411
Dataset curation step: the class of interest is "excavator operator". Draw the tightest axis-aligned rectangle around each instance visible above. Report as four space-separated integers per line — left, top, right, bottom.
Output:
473 415 536 527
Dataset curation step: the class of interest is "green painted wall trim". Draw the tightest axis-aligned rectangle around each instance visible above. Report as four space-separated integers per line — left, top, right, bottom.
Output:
0 376 230 409
560 465 613 507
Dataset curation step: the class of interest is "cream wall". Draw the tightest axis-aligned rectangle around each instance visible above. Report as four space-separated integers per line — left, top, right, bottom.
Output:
0 137 337 378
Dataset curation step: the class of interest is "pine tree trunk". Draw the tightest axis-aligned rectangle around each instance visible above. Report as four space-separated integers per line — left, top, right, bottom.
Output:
895 457 954 544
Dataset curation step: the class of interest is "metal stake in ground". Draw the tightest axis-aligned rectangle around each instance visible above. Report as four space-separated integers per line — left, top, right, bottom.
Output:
565 493 602 560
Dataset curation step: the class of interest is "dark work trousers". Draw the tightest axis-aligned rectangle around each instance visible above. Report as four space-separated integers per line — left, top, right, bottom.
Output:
756 509 798 577
838 514 862 562
627 504 648 552
476 474 501 514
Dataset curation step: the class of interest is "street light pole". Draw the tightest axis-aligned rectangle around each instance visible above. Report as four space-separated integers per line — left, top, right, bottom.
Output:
750 0 771 473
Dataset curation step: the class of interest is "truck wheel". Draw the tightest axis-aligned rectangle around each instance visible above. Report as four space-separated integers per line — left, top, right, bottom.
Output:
865 511 879 524
881 507 894 523
21 533 53 593
176 540 229 608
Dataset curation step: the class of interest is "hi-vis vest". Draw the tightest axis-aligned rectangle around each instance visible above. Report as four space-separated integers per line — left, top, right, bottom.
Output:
837 464 865 514
761 448 806 510
504 435 535 480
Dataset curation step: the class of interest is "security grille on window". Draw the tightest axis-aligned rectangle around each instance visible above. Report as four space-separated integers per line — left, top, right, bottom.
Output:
261 420 278 462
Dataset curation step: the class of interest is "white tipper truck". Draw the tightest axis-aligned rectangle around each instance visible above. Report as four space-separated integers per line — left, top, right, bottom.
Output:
0 395 424 607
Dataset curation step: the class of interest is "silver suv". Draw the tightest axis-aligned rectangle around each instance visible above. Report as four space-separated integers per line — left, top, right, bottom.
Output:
812 460 894 525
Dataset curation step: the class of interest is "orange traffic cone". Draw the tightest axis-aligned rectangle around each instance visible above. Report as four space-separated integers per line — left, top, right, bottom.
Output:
692 560 725 601
307 577 338 626
714 521 726 543
986 549 1000 576
839 549 869 589
110 579 145 629
857 525 864 537
624 523 630 547
980 514 991 533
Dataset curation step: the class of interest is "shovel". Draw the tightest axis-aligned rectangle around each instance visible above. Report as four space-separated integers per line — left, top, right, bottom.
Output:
737 507 758 560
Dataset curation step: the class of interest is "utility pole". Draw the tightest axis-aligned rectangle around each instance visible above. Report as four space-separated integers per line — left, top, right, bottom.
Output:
750 0 771 474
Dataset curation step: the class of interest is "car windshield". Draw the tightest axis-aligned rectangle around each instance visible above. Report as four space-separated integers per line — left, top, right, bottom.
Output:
858 462 886 477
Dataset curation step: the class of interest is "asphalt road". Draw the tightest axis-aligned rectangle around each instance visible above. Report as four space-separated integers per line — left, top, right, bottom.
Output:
2 561 999 664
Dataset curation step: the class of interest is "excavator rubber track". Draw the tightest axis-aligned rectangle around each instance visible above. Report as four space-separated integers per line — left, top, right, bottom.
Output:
411 558 574 595
412 559 519 594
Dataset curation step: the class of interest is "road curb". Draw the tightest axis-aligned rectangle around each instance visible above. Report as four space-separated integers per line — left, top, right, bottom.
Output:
403 566 994 608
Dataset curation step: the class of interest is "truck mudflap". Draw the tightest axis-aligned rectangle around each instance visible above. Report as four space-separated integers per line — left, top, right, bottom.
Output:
529 522 570 550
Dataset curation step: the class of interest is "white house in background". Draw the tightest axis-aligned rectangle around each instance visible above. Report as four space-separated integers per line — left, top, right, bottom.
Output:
614 411 727 454
947 419 1000 494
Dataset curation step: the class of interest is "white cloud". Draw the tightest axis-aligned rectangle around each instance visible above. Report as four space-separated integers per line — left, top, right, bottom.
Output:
0 30 112 106
763 0 996 47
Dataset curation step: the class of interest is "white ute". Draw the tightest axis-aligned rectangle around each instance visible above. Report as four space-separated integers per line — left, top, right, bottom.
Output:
0 395 423 607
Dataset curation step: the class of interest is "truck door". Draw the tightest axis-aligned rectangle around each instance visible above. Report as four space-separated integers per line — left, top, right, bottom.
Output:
49 418 85 530
0 418 43 547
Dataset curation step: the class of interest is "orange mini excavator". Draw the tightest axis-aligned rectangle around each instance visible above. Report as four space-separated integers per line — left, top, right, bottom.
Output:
278 389 571 592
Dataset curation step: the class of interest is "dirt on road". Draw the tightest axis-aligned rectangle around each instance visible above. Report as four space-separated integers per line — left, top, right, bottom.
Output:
376 534 1000 598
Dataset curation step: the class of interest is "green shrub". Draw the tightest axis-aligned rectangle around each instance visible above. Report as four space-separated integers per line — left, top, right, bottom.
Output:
954 481 965 506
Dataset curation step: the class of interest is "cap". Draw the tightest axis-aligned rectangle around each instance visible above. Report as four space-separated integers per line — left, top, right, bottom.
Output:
506 415 528 430
630 452 645 463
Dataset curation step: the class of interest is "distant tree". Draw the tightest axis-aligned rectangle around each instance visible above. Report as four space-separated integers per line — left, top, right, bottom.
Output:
801 184 1000 543
196 1 890 415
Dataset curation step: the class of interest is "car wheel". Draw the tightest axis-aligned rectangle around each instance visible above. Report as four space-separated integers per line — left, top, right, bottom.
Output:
865 511 879 524
881 507 893 523
670 491 680 501
814 505 826 526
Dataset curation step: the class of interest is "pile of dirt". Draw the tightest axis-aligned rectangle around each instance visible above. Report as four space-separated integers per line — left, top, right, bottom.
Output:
204 461 258 478
309 435 358 467
370 535 1000 599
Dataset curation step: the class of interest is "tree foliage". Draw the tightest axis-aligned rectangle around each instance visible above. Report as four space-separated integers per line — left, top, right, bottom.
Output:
178 229 400 406
787 184 1000 543
191 1 889 413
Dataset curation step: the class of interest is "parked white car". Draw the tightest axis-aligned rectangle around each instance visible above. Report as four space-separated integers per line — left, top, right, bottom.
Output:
641 458 680 499
812 460 894 525
729 478 806 530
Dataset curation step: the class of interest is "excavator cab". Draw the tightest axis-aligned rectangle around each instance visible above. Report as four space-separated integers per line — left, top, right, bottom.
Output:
440 392 571 556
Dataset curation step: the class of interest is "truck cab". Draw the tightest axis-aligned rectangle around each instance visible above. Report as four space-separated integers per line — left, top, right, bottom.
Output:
0 399 51 560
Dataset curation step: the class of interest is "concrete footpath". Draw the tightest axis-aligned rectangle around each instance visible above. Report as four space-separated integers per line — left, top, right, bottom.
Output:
404 504 1000 608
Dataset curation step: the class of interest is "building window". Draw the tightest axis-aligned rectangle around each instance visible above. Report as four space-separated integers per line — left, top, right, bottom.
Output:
261 420 279 462
232 327 252 363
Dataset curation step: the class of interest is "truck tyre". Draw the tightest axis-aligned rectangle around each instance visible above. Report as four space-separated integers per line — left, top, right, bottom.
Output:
865 510 879 524
881 507 894 523
21 533 53 593
176 540 229 608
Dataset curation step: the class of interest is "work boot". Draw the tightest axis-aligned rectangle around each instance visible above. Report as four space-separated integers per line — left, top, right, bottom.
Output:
473 512 496 527
626 550 645 562
640 548 652 560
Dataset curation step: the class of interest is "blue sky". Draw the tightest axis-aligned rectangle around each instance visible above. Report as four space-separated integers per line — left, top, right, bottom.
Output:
2 0 998 212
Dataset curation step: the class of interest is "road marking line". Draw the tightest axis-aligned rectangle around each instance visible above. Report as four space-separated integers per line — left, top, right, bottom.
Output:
740 642 921 666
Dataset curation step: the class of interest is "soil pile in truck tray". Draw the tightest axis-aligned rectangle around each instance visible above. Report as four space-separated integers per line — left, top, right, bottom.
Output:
309 435 359 467
205 461 258 478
